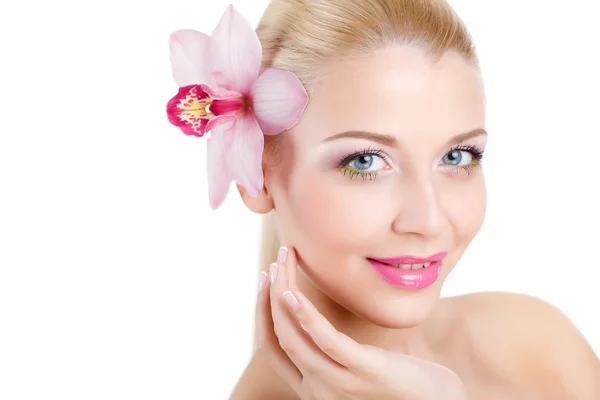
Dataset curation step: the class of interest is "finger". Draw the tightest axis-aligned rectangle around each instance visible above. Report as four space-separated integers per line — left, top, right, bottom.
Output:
283 286 366 372
270 246 348 376
286 246 298 289
255 269 303 393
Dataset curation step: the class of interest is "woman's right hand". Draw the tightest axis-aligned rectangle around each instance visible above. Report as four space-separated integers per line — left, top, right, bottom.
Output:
255 245 467 400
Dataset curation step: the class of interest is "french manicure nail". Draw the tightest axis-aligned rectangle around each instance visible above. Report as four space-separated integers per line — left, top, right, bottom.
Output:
283 290 299 311
258 271 267 292
277 246 288 263
269 263 278 284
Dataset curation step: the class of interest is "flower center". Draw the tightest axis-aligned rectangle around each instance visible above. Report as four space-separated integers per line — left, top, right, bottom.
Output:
179 86 213 119
209 97 246 117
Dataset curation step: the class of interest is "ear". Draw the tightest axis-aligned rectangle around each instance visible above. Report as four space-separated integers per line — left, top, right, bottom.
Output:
237 182 274 214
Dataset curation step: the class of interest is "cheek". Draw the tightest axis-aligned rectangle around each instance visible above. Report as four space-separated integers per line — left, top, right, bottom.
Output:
285 172 392 250
443 175 487 242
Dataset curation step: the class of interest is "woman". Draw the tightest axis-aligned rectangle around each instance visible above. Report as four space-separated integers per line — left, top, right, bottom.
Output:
166 0 600 398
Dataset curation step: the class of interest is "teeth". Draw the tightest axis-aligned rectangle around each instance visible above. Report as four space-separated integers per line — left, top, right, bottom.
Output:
390 262 433 269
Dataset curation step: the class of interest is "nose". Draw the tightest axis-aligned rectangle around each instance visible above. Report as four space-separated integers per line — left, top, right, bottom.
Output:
391 173 447 238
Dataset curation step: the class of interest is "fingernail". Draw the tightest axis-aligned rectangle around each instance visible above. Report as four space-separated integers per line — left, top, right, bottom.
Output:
283 290 299 311
258 271 267 292
277 246 288 263
269 263 278 284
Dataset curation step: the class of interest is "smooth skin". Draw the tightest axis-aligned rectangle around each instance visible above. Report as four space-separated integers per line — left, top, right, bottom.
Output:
233 251 600 399
255 246 467 400
230 45 600 399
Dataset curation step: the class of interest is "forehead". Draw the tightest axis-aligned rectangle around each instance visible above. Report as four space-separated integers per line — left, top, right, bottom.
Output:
292 45 486 146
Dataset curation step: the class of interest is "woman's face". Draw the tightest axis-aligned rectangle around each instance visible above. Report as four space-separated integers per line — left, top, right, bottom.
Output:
265 45 487 328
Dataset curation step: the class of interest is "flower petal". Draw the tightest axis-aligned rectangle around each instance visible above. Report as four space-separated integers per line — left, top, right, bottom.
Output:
224 113 264 197
166 85 211 137
169 29 214 87
200 84 241 100
251 68 309 135
206 121 235 209
208 5 262 95
206 114 237 132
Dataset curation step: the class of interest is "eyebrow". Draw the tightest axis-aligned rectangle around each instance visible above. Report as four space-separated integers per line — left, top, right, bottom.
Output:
322 128 487 147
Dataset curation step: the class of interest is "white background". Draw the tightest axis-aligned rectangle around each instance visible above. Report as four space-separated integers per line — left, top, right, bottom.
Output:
0 0 598 399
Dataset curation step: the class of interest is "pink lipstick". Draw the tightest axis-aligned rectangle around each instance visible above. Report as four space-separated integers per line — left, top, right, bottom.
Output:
367 251 447 290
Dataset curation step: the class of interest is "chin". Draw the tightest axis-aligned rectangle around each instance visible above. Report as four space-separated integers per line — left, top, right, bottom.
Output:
358 281 444 328
318 271 446 330
345 257 451 328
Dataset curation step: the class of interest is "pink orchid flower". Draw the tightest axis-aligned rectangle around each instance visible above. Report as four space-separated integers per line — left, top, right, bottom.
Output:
166 4 309 209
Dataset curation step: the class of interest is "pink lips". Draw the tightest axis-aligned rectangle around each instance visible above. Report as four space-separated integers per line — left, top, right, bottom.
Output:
367 251 448 290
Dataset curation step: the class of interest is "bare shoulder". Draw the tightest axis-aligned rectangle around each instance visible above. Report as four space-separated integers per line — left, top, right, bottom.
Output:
446 291 600 398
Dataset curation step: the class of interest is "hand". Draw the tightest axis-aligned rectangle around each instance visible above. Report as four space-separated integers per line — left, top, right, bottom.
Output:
255 245 467 400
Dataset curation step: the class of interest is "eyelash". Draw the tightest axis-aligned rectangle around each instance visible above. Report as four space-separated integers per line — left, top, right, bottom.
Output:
336 144 485 180
337 147 388 181
448 144 485 175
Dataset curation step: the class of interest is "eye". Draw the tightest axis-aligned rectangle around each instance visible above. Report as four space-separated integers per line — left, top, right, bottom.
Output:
346 153 387 172
336 148 392 181
440 145 485 175
442 149 473 167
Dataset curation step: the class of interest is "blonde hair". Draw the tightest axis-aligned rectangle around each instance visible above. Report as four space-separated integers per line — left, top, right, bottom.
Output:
255 0 478 273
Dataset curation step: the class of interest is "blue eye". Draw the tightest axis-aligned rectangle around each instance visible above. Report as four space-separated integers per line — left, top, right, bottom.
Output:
337 148 391 180
442 149 472 166
442 145 485 174
346 154 386 172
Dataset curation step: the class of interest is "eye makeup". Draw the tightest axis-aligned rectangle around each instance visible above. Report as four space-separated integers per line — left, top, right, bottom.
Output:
441 143 485 175
335 147 393 181
332 142 486 181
